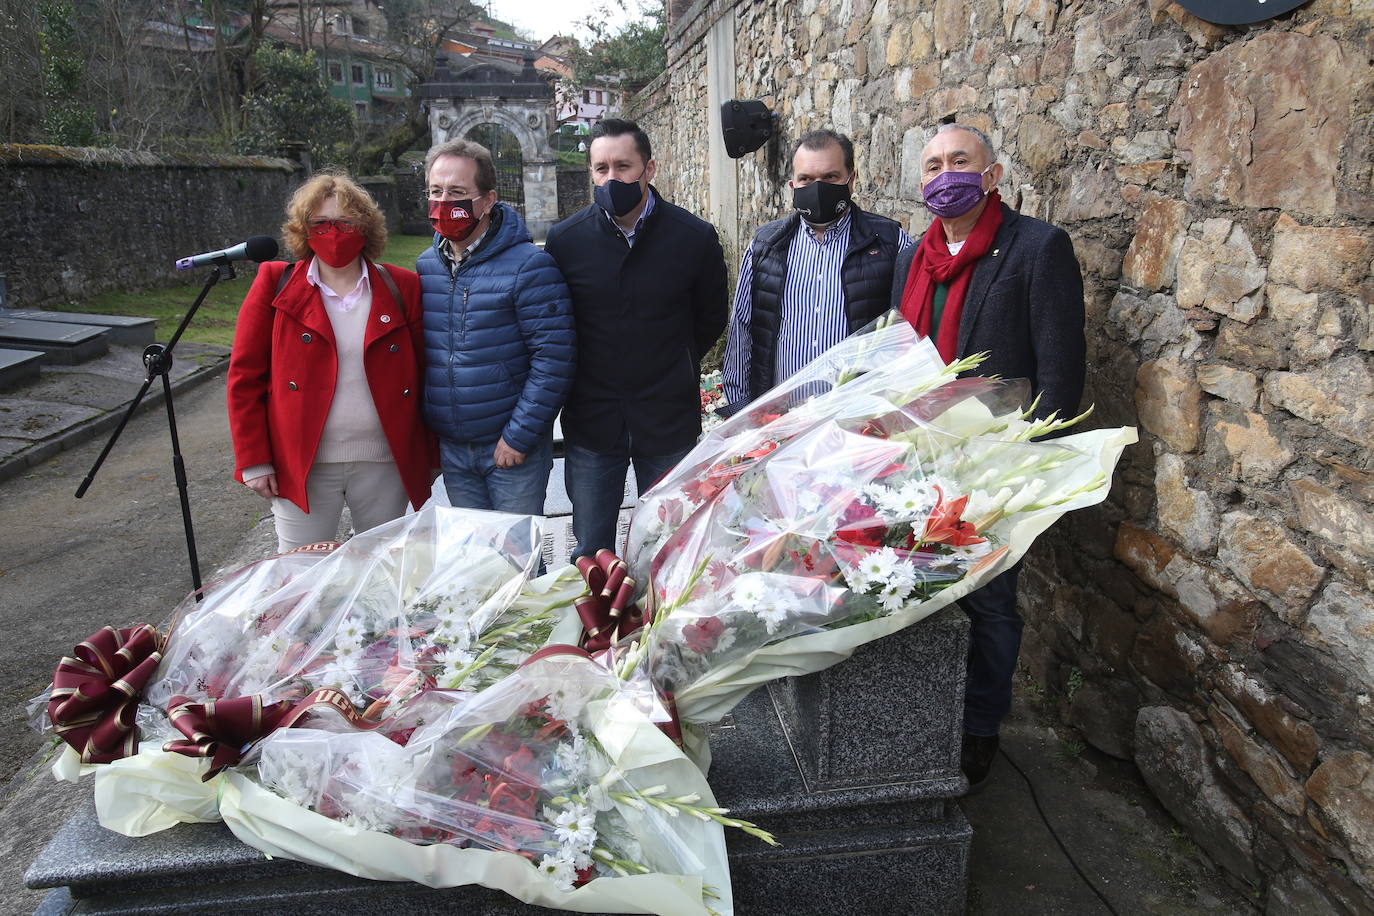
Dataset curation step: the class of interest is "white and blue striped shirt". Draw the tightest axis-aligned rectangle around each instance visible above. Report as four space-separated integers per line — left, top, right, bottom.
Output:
722 211 913 405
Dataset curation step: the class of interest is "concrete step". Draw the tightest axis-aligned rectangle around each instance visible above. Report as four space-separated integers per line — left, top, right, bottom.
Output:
0 348 43 391
0 317 109 365
2 309 156 346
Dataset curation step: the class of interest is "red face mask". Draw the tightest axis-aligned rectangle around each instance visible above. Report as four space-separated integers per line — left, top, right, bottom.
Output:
308 226 367 268
428 198 483 242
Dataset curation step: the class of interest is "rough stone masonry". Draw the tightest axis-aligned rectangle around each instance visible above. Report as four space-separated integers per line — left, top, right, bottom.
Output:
628 0 1374 910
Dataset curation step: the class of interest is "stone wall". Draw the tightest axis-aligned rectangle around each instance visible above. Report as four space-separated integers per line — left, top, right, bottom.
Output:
0 146 300 308
632 0 1374 909
558 166 593 221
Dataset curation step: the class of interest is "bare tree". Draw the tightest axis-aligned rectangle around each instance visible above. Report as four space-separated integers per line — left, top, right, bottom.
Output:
0 0 43 141
346 0 479 173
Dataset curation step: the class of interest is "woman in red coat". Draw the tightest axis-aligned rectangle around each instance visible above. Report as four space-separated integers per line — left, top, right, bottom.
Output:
227 172 434 551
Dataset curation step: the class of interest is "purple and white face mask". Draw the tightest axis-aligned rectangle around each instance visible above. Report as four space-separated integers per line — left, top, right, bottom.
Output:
921 165 991 219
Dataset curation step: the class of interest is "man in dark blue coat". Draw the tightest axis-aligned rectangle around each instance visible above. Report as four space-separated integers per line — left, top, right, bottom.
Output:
418 138 575 514
544 118 728 559
722 129 912 410
890 123 1085 793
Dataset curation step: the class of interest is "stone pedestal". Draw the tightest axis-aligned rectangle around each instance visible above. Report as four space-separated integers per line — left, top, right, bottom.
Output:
713 607 971 915
27 608 970 915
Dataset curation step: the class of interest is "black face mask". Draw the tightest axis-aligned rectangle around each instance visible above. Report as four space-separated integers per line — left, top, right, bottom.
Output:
594 171 647 217
792 179 852 225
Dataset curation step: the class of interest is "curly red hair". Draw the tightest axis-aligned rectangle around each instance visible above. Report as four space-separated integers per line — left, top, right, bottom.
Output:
281 171 388 262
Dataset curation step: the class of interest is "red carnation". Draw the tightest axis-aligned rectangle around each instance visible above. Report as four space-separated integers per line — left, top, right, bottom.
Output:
683 617 725 654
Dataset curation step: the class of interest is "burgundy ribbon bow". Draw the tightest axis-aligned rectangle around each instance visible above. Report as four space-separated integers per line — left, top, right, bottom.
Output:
164 687 381 779
164 694 297 777
574 550 646 652
48 625 163 764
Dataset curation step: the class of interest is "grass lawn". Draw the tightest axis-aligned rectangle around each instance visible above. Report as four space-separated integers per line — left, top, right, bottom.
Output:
46 233 437 348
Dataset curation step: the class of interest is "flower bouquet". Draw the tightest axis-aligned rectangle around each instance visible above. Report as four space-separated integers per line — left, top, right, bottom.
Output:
144 506 581 721
629 317 953 567
699 370 726 433
41 508 774 915
207 650 754 915
615 320 1136 725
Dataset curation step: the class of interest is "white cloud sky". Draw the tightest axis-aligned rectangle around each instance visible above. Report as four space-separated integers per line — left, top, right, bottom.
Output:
484 0 649 43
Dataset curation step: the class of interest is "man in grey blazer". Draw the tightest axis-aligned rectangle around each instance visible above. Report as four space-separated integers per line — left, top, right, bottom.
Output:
890 123 1085 792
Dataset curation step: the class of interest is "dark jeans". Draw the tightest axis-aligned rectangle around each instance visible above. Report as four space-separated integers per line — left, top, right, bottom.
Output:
960 561 1025 737
439 434 554 516
564 437 690 560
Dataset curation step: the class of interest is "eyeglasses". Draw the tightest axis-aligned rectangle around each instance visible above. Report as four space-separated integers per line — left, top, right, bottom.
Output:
308 219 360 235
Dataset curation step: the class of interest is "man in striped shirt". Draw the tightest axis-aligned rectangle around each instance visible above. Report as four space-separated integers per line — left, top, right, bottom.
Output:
721 129 912 410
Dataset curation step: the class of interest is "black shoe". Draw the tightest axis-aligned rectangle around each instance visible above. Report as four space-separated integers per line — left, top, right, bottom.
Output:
961 732 999 794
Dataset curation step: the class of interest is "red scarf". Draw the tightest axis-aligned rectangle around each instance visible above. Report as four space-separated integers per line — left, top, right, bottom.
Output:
898 191 1003 362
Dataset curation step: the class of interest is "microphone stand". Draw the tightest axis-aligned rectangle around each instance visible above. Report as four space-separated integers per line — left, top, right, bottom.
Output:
75 259 238 600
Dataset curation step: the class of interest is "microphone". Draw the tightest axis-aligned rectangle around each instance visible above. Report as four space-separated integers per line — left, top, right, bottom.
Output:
175 235 278 271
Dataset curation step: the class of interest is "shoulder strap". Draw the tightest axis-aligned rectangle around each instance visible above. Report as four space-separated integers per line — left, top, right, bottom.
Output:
373 263 402 306
273 262 295 298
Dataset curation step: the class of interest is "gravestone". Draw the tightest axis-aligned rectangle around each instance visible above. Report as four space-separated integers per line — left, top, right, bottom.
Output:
2 310 155 346
0 317 108 365
26 607 970 914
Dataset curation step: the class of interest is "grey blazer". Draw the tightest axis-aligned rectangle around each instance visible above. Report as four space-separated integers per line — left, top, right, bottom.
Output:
890 203 1086 423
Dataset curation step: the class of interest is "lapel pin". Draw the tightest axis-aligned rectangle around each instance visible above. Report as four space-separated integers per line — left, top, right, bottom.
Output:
992 248 1000 256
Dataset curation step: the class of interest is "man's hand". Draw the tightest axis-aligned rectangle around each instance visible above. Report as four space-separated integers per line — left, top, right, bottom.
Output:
493 438 526 469
245 473 279 499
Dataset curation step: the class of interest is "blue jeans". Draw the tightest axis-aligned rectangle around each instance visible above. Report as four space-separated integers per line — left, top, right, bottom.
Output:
439 434 553 516
564 438 690 560
960 562 1025 737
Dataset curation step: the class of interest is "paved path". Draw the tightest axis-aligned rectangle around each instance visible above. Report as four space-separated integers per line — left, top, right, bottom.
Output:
0 374 270 914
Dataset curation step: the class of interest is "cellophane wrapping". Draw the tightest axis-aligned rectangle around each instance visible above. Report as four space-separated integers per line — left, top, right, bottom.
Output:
618 316 1136 723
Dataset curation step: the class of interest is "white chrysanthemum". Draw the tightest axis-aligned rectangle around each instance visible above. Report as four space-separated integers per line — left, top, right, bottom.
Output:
856 547 899 583
553 735 588 782
436 645 475 670
731 575 767 610
876 480 942 520
538 851 578 891
554 804 597 850
886 559 918 592
545 690 585 724
336 618 366 643
757 602 788 635
338 790 394 833
796 489 823 514
948 539 994 561
876 583 911 613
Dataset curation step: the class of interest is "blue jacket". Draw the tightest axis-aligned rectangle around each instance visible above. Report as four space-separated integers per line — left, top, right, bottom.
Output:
418 203 575 453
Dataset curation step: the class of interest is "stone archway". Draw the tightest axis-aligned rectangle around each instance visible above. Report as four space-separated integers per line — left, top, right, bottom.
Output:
419 57 560 240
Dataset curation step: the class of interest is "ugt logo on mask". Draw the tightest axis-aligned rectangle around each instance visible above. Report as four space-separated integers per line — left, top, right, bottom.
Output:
449 206 469 219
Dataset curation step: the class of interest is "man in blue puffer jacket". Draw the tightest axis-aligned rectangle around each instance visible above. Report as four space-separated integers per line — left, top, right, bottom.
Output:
418 138 575 513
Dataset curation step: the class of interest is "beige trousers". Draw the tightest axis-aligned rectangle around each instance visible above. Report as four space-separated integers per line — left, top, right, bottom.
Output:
271 460 409 552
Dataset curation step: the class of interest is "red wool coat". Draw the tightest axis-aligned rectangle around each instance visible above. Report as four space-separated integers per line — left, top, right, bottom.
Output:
227 258 436 513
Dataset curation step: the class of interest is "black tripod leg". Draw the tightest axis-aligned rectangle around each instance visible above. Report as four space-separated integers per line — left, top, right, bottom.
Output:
160 371 203 597
74 374 157 499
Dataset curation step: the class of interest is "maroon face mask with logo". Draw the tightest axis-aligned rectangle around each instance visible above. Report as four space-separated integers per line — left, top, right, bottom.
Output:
428 199 482 242
308 225 367 268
